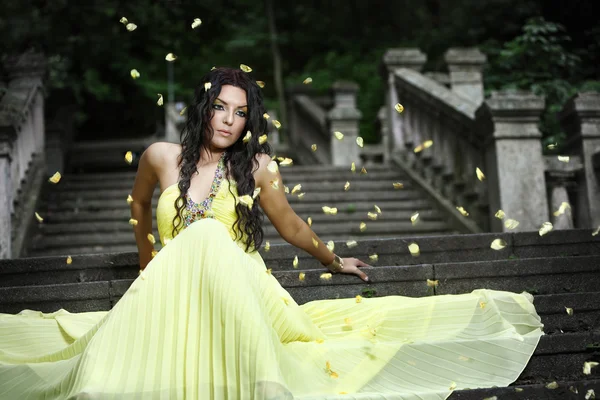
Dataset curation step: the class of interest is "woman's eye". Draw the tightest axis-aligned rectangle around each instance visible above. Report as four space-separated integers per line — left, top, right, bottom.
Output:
212 104 224 110
237 110 247 117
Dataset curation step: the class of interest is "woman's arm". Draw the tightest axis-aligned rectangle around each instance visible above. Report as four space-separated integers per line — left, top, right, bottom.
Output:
254 153 370 281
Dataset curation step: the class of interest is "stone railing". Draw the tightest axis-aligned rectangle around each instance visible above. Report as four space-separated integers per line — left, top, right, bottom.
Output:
381 47 600 233
0 52 47 258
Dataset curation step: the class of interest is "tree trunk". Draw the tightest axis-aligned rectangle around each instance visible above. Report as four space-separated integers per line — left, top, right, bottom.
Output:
265 0 287 143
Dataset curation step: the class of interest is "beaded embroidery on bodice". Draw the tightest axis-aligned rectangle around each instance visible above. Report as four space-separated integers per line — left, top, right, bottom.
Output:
182 153 226 227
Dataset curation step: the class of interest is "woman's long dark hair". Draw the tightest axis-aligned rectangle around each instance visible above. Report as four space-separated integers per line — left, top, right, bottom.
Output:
171 67 272 252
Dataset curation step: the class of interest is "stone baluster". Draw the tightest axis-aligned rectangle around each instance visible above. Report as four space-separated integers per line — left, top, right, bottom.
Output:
478 90 548 232
544 155 584 230
377 106 390 163
444 48 487 106
328 81 362 166
0 129 15 259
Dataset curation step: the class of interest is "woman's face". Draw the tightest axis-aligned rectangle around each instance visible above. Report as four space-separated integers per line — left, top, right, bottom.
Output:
209 84 248 150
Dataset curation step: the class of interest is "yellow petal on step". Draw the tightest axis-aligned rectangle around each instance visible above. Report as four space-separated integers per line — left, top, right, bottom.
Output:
258 134 268 144
334 131 344 140
395 103 404 113
359 222 367 232
545 381 559 390
515 388 524 392
553 201 571 216
191 18 202 29
408 242 420 257
355 295 363 303
356 137 364 147
127 194 134 204
490 238 507 250
303 77 313 84
180 106 187 115
476 167 485 181
456 206 469 216
504 219 520 229
120 17 128 24
427 279 439 287
583 361 599 375
360 167 367 174
66 256 72 264
256 81 265 88
297 192 305 199
495 209 505 219
351 162 356 172
204 82 211 91
129 218 138 226
237 194 254 209
320 273 332 280
147 233 156 244
369 254 378 262
299 272 305 281
374 205 382 214
267 160 279 173
157 93 164 106
307 217 312 226
240 64 252 72
283 185 290 194
558 155 570 163
327 241 334 252
293 256 299 268
269 179 279 190
393 182 404 189
242 131 252 143
279 158 293 166
449 382 457 390
48 171 62 184
410 212 419 225
266 268 272 275
312 237 319 248
263 112 270 119
593 226 600 236
124 151 133 164
311 144 317 151
585 389 595 399
565 306 573 316
272 120 282 129
367 212 378 220
291 184 302 194
35 212 43 223
344 181 350 191
346 240 358 248
252 187 261 199
151 250 158 258
126 23 137 31
322 206 332 214
264 241 270 251
130 69 140 79
539 221 553 236
165 53 177 62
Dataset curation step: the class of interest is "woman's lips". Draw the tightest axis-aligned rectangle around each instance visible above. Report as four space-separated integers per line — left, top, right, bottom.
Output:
218 130 232 136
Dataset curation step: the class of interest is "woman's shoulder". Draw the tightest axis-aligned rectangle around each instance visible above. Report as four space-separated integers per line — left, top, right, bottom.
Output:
143 141 181 173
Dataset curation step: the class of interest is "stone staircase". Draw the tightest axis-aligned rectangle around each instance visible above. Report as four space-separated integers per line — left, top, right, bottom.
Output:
25 148 460 257
2 229 599 398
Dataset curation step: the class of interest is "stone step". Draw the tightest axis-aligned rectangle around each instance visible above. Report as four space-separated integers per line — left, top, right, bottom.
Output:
450 379 600 399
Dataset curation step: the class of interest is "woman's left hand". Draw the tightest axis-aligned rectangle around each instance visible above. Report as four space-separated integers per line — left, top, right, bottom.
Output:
339 258 372 282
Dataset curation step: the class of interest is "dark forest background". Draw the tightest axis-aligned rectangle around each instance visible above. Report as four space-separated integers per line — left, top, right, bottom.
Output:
2 0 599 148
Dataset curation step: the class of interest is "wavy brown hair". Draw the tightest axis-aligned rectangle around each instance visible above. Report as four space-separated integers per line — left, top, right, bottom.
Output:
171 67 272 252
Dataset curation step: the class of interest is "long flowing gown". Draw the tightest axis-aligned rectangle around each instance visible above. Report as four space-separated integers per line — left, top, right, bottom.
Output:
0 158 544 399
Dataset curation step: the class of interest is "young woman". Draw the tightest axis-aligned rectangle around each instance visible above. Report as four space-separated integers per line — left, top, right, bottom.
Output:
0 67 543 399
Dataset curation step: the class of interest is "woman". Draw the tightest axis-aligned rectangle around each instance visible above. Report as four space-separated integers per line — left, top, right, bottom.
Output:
0 67 543 399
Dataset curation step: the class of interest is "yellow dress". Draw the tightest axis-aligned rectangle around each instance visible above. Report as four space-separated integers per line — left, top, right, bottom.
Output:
0 167 544 399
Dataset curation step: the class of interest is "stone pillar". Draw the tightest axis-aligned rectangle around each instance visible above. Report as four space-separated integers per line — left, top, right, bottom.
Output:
444 48 487 106
327 81 362 166
165 102 186 143
381 49 427 152
479 90 549 232
0 130 15 259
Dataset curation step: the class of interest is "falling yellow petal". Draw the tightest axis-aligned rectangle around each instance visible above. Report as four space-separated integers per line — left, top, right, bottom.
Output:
479 301 486 309
252 187 261 199
129 218 138 226
165 53 177 62
456 206 469 216
320 273 332 280
539 221 553 236
311 144 317 151
124 151 133 164
191 18 202 29
583 361 599 375
267 160 279 173
258 134 268 144
553 201 571 216
504 219 520 229
265 241 270 251
293 256 299 268
585 389 595 399
355 295 363 303
351 162 356 172
210 66 216 71
204 82 211 91
130 69 140 79
299 272 306 281
157 93 164 106
359 222 367 232
423 140 433 149
66 256 72 264
565 306 573 316
322 206 338 215
291 184 302 194
298 192 306 199
490 238 507 250
151 250 158 258
126 23 137 31
272 120 282 129
408 242 420 257
35 212 43 223
282 297 290 306
279 158 294 166
367 212 378 220
427 279 439 287
414 144 424 153
256 81 265 88
284 186 289 194
147 233 156 244
449 382 457 390
240 64 252 72
346 240 358 248
395 103 404 113
356 137 364 148
139 269 146 280
334 131 344 140
393 182 404 189
48 172 62 184
558 155 570 163
476 167 485 181
126 195 134 205
344 181 350 191
410 212 419 225
180 106 187 116
360 167 367 174
495 210 505 219
593 226 600 236
374 205 382 214
312 237 319 248
242 131 252 143
545 382 559 389
263 112 270 120
547 143 557 150
369 254 378 262
237 194 254 209
120 17 128 24
303 77 313 84
344 317 352 326
327 241 334 252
